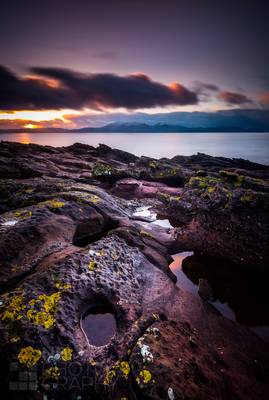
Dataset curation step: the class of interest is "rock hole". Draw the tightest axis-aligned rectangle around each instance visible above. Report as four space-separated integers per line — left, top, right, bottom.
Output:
81 304 117 347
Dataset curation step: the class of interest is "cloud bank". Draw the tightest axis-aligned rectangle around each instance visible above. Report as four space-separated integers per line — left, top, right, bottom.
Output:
218 91 253 105
0 65 198 111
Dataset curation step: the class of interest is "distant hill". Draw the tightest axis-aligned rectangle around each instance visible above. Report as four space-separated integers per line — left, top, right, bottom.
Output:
1 121 268 134
73 122 267 133
1 108 269 133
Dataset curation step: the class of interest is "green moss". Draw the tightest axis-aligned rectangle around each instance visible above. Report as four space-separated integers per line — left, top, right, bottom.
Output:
92 163 112 176
39 199 65 209
13 210 32 219
140 230 152 238
149 160 158 169
240 192 256 203
207 186 215 193
196 169 207 177
223 188 233 208
157 191 170 201
219 170 245 187
86 194 100 204
24 188 34 194
187 176 220 188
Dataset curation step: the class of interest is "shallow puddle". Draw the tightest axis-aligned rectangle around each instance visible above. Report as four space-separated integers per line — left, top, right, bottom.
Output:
133 206 174 229
133 206 155 220
170 252 269 343
81 306 117 347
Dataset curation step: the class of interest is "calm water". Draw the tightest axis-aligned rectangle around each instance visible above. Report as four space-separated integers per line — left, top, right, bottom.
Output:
0 131 269 164
170 252 269 343
81 306 116 347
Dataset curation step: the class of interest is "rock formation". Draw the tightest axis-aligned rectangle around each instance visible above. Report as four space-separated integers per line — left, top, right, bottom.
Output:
0 141 268 399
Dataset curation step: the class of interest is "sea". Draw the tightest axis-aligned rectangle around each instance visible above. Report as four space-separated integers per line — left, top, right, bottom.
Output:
0 131 269 165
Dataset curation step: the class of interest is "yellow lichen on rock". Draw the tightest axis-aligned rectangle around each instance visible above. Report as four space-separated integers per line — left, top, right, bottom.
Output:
1 291 62 329
55 281 72 290
103 360 131 385
120 361 130 379
1 294 26 321
136 369 152 386
87 194 100 203
103 367 117 385
10 336 20 343
88 261 96 272
17 346 42 368
60 347 73 361
43 366 60 380
13 210 32 219
27 292 62 329
39 199 65 209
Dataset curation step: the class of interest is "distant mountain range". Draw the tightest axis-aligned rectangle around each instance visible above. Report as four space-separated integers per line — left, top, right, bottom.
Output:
1 109 269 133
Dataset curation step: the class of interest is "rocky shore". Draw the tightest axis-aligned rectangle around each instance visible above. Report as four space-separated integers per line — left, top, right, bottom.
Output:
0 141 268 400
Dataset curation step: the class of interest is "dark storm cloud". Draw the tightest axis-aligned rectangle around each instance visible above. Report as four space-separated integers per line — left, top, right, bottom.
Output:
0 65 75 110
218 91 253 105
0 65 198 111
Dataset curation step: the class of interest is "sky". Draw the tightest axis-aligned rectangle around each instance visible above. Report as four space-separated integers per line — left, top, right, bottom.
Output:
0 0 268 129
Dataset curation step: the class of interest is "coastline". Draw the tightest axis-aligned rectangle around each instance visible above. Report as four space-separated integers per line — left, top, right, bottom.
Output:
0 141 268 399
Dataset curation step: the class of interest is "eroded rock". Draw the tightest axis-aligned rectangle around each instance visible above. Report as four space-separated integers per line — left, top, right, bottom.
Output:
0 141 268 399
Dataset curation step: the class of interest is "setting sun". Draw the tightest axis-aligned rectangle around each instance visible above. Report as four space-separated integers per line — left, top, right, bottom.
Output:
24 123 39 129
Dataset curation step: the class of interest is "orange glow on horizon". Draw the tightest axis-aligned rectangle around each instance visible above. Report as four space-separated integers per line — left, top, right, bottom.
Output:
0 109 81 123
24 124 39 129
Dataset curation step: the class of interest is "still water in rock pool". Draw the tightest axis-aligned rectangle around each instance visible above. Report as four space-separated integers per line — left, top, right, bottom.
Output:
170 252 269 343
132 206 173 229
132 206 269 343
81 306 117 347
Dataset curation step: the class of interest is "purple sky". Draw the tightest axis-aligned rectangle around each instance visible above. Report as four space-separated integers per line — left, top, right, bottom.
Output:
0 0 268 127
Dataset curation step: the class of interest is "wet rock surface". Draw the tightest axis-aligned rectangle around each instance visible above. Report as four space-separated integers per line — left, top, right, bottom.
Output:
0 141 268 400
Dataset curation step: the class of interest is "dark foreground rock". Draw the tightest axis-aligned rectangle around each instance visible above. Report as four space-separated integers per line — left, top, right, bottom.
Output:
0 141 268 400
